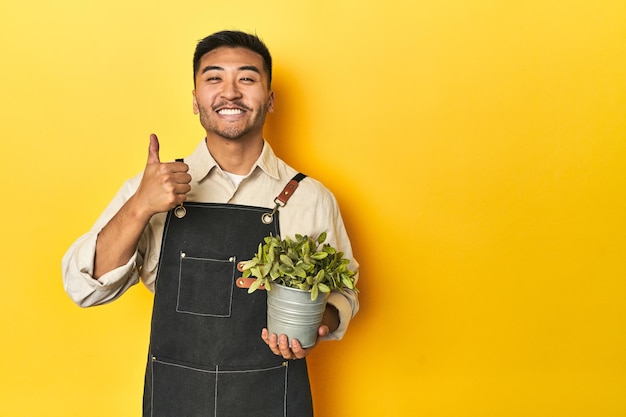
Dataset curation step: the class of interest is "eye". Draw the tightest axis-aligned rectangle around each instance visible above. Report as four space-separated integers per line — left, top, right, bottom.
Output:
240 77 255 83
203 73 222 83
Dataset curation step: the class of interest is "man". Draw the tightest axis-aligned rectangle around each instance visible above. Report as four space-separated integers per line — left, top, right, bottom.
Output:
62 31 359 416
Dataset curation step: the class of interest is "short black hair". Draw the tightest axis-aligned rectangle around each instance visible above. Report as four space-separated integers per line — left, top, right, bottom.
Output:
193 30 273 87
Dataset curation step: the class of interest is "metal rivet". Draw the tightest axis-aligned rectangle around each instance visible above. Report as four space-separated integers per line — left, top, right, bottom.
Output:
174 205 186 218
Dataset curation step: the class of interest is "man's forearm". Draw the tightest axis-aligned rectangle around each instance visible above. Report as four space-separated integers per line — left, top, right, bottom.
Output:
94 194 153 279
322 304 340 333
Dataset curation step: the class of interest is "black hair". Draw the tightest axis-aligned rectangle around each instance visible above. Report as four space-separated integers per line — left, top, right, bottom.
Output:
193 30 272 87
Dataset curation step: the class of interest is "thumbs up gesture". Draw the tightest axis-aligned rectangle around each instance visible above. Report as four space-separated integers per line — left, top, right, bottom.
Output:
135 134 192 216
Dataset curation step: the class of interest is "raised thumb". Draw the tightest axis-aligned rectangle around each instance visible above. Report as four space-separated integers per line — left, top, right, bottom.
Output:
147 133 160 164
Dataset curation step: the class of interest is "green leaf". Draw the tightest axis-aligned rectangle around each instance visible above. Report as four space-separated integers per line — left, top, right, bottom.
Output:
240 258 259 270
323 246 337 255
279 264 294 275
317 283 330 293
293 266 307 278
259 263 271 277
342 276 354 289
280 254 294 267
248 278 264 293
311 251 329 260
317 232 327 244
250 266 262 278
311 284 319 301
314 269 325 283
269 264 281 279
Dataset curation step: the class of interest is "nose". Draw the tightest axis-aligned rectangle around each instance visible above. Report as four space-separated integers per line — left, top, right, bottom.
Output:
221 79 242 100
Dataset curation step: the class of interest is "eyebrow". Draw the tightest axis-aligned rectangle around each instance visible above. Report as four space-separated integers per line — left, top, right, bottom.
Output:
200 65 262 75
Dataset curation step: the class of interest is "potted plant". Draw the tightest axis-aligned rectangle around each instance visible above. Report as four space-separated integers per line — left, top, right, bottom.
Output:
239 232 357 347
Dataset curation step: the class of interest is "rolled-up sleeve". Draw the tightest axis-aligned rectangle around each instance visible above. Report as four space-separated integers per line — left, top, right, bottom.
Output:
315 188 360 341
324 281 359 341
62 232 140 307
61 176 144 307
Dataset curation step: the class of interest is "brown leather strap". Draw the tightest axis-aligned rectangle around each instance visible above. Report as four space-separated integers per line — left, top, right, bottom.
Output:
236 277 265 290
275 173 307 206
236 262 265 289
261 173 307 225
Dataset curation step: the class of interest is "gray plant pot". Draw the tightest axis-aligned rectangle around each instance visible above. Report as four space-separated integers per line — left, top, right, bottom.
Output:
267 284 330 348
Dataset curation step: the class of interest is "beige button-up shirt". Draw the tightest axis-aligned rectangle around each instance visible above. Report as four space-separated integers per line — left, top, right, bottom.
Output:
62 139 359 339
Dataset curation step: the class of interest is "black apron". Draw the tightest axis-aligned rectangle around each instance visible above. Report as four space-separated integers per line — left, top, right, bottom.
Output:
143 201 313 417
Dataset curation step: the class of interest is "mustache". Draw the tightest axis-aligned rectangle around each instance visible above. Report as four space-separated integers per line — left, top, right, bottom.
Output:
212 101 252 112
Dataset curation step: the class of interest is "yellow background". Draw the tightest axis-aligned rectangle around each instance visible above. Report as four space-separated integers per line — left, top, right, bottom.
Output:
1 1 625 416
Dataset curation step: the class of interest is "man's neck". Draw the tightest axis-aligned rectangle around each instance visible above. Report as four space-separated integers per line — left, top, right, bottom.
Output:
205 134 264 175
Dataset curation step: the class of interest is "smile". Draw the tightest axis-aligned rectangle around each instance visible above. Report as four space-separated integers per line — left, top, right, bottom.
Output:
217 108 245 115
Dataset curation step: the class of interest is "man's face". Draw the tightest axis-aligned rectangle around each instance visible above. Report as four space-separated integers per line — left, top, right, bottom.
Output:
193 47 274 141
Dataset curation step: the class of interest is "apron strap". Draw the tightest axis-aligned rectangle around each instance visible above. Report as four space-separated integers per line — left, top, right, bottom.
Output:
172 158 188 218
262 173 307 225
275 172 307 205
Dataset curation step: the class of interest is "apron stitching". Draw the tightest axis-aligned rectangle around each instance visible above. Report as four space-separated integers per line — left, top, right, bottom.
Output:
175 253 237 317
283 361 289 417
150 359 155 417
214 365 219 417
153 358 286 373
180 202 276 213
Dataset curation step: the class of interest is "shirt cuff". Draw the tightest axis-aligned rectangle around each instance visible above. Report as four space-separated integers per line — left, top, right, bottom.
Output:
73 233 136 286
321 290 356 341
64 232 139 307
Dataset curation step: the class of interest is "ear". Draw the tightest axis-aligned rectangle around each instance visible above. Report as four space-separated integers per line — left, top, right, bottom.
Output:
192 90 199 114
267 90 275 113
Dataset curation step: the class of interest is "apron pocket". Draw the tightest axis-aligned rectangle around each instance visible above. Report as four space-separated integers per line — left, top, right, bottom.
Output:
177 252 236 317
151 356 288 417
215 363 288 417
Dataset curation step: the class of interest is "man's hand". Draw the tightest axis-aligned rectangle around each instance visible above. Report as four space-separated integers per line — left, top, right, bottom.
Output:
260 303 339 360
94 134 191 279
134 133 191 217
261 325 331 360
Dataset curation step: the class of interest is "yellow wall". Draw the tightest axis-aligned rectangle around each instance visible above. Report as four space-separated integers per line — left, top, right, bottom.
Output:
1 1 625 416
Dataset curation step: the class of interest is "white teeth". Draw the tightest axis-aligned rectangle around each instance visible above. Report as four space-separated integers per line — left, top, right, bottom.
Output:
218 108 243 115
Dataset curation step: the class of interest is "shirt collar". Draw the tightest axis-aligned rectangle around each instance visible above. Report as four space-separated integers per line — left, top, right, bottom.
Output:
255 139 281 180
187 138 281 182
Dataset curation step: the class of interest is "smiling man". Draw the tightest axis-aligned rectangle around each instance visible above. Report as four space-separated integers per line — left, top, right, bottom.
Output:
62 31 359 417
194 47 273 145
